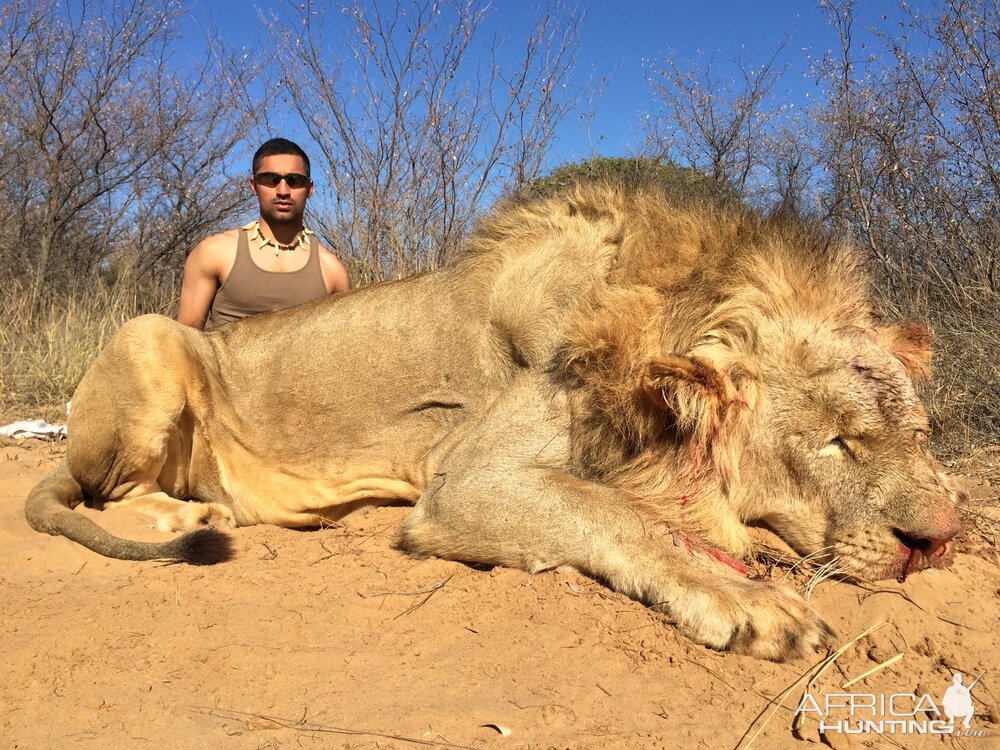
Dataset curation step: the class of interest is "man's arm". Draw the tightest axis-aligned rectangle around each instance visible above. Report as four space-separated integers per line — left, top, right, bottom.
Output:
319 248 352 293
177 237 225 329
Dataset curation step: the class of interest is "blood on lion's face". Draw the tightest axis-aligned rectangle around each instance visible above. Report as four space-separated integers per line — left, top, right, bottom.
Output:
743 321 962 583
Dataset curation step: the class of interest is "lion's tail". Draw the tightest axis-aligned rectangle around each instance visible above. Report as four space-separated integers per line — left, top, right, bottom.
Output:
24 460 232 564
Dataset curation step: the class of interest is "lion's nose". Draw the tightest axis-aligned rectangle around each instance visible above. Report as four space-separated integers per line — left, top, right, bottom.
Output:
923 536 952 562
918 508 963 543
893 521 960 562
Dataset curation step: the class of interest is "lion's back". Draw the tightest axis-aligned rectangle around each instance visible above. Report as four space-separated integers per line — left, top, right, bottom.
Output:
470 180 870 349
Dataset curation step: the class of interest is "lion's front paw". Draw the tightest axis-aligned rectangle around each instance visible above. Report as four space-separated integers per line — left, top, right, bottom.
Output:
679 580 833 661
157 502 237 533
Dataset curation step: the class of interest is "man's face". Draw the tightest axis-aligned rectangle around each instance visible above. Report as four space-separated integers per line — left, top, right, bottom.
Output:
250 154 313 225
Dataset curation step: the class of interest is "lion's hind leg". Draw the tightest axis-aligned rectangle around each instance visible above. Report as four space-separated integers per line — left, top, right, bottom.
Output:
26 461 233 564
26 315 233 564
116 492 236 533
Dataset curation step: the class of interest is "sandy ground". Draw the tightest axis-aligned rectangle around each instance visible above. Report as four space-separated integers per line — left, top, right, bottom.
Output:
1 438 998 750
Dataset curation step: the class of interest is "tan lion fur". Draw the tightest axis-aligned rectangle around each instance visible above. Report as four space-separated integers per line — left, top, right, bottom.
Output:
25 180 963 661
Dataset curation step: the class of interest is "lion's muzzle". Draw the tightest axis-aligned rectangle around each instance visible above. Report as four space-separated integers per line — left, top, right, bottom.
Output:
891 512 962 582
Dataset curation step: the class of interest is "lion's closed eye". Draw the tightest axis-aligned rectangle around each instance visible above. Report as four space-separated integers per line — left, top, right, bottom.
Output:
818 436 850 458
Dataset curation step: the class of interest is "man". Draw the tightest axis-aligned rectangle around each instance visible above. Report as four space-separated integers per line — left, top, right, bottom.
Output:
177 138 351 329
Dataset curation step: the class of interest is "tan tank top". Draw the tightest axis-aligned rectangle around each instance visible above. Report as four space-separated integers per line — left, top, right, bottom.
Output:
208 228 328 328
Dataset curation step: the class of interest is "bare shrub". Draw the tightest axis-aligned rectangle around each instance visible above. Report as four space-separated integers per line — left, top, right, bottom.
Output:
264 0 583 284
0 0 259 287
643 44 791 206
643 1 1000 450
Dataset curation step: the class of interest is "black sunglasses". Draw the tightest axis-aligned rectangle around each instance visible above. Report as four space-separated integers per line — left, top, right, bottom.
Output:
254 171 311 189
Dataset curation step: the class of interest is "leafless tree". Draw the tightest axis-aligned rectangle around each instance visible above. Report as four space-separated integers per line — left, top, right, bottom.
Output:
812 0 999 296
809 0 1000 444
643 44 789 203
264 0 582 283
127 42 266 276
0 0 260 287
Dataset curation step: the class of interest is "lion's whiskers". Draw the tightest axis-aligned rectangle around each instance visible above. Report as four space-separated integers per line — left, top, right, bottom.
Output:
803 557 848 599
769 545 838 580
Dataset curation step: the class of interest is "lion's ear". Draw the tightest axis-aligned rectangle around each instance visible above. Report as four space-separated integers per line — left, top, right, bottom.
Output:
643 354 736 450
643 351 756 486
874 322 933 382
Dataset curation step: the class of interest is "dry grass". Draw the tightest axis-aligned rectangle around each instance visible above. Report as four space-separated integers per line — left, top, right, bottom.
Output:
0 264 179 412
873 283 1000 457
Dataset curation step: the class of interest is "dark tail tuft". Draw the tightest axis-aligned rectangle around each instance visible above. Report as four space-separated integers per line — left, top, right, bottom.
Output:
169 528 235 565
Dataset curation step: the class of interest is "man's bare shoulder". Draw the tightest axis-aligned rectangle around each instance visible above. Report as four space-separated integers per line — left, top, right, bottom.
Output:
315 241 340 260
196 228 241 254
187 228 239 271
316 243 352 292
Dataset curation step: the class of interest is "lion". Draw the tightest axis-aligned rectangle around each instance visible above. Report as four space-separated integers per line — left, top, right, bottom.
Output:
25 181 964 661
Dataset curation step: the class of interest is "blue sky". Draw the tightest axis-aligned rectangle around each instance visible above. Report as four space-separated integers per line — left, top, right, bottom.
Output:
183 1 917 170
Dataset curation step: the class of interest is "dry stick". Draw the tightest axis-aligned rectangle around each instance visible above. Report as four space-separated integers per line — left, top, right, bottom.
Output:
309 540 337 565
790 622 890 739
192 707 479 750
370 575 456 599
858 586 977 630
733 621 887 750
348 518 398 550
393 574 455 619
857 586 927 611
684 657 741 694
936 614 977 630
842 653 904 689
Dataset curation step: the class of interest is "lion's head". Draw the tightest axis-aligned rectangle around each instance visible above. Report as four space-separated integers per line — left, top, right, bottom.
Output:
743 318 960 579
553 185 963 582
725 317 961 582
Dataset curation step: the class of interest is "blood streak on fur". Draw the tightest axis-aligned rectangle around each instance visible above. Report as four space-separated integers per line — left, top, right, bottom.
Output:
671 530 752 577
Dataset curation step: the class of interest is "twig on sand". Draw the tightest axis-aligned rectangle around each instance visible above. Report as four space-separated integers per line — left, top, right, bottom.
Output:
309 540 337 565
684 656 740 694
192 707 479 750
858 586 977 629
857 585 926 611
935 614 976 630
366 574 456 619
733 621 888 750
348 519 399 550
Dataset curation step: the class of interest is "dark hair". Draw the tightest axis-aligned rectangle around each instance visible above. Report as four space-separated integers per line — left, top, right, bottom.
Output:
252 138 311 177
